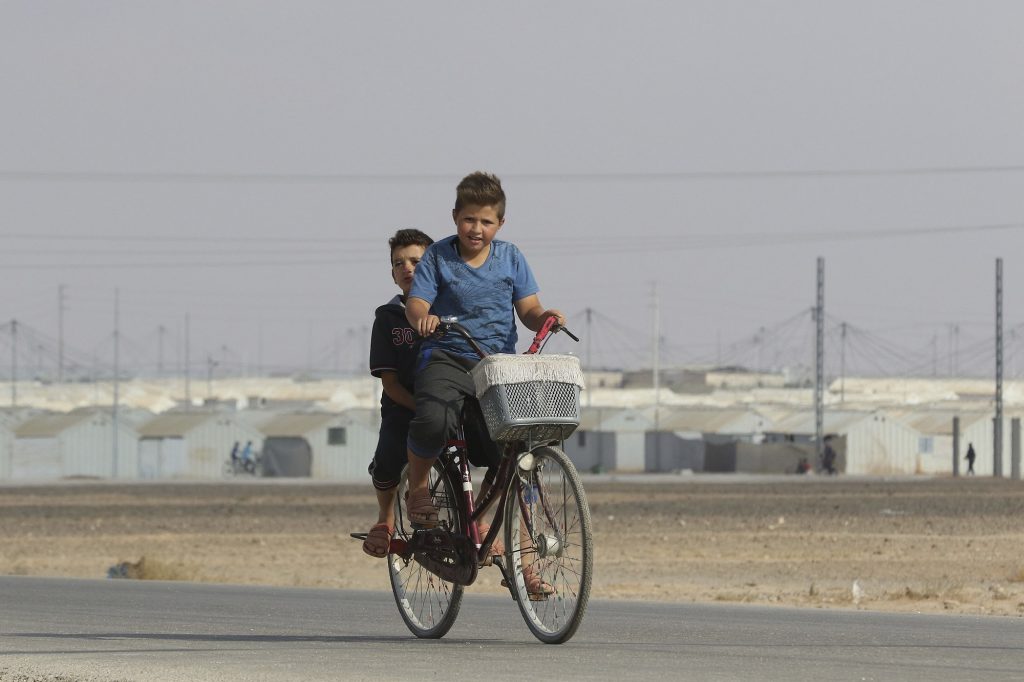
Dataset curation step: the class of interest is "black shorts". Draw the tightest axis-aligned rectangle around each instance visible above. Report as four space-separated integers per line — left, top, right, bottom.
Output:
368 406 413 490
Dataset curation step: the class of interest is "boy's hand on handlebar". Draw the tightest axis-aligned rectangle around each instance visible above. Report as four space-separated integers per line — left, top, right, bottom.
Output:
417 314 440 338
541 309 565 329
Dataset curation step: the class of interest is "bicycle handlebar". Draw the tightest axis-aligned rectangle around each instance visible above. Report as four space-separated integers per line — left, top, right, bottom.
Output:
436 315 578 357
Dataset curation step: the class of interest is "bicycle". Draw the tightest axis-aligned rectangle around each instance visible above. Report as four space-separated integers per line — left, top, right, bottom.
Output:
223 453 261 477
355 316 593 644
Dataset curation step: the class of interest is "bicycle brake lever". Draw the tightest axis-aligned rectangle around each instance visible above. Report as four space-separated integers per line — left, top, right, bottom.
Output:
558 326 580 342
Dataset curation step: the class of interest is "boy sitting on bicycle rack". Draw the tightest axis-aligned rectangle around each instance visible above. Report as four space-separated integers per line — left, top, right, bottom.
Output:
362 228 434 558
404 171 565 533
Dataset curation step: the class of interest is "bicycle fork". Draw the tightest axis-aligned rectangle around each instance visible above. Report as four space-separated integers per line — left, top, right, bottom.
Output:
516 452 566 560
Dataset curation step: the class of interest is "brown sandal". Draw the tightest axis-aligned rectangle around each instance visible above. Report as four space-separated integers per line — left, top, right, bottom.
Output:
502 564 555 600
362 523 394 558
405 488 438 528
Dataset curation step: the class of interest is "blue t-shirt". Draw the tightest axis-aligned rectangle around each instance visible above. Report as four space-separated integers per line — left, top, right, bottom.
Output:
409 235 540 357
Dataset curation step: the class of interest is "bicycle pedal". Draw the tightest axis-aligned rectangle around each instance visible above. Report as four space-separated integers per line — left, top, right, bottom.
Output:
409 522 437 531
349 532 368 541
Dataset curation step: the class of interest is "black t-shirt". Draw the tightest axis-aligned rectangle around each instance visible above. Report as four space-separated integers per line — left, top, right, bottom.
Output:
369 295 420 411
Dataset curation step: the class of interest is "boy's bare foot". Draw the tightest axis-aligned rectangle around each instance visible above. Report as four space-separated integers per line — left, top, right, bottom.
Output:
477 523 505 557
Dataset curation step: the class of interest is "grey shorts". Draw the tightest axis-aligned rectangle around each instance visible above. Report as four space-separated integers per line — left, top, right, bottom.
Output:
407 349 500 469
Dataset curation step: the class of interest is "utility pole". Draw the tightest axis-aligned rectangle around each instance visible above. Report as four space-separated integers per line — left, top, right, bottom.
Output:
585 307 593 407
307 319 313 374
184 313 191 410
995 258 1004 477
333 332 341 373
947 323 955 377
814 258 825 465
1012 418 1021 481
157 324 166 375
58 284 67 383
258 321 264 377
931 334 938 377
652 281 660 405
652 282 661 468
112 288 120 479
952 416 960 477
840 322 847 403
10 319 17 408
954 324 960 376
207 354 217 398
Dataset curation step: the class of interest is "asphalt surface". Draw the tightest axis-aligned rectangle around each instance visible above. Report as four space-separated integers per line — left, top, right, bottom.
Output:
1 576 1022 681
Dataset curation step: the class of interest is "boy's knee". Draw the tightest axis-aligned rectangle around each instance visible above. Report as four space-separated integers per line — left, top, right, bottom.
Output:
407 435 442 460
407 402 452 458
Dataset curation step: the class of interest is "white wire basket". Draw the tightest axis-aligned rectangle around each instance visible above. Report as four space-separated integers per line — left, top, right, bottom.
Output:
471 354 585 442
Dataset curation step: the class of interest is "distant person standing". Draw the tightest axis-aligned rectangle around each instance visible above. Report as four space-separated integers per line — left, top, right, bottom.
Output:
965 443 976 475
822 437 838 475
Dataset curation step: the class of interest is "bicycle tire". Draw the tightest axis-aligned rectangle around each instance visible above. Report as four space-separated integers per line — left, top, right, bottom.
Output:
388 459 464 639
503 445 593 644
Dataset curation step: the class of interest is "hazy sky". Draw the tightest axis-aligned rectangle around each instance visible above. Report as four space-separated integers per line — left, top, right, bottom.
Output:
1 2 1022 379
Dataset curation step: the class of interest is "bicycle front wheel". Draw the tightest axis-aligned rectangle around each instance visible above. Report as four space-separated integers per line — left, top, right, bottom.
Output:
388 460 464 639
504 445 593 644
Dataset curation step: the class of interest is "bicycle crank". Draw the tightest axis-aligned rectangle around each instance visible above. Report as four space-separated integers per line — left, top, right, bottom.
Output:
408 528 479 586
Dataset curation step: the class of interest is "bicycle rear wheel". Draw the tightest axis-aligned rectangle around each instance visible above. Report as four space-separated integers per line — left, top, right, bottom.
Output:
504 445 592 644
388 460 464 638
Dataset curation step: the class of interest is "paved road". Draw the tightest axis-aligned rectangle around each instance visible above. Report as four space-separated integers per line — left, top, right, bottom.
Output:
1 576 1021 681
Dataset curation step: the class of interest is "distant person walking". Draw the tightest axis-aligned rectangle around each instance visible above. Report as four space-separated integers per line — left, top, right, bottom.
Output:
965 443 976 475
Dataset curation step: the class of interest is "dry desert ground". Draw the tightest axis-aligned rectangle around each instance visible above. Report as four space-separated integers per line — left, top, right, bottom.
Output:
2 476 1023 617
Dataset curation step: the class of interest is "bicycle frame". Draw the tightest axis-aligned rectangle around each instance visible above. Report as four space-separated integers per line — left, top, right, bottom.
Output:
429 315 573 579
387 315 591 643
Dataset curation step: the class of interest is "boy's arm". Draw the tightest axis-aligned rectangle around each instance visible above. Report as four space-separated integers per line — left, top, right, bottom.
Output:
514 294 565 332
406 296 439 338
380 371 415 411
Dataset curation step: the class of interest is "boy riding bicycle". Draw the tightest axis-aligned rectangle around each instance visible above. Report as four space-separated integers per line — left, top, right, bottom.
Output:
404 172 564 591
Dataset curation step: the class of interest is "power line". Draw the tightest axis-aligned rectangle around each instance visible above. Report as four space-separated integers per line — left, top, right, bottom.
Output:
3 221 1023 270
0 233 378 244
2 164 1024 183
11 220 1021 247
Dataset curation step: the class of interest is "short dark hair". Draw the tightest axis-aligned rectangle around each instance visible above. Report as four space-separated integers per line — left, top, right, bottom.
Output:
454 171 506 219
388 228 433 260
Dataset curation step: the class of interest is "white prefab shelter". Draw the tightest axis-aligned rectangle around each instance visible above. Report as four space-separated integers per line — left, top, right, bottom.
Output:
891 409 1015 477
137 412 264 479
0 421 14 480
11 410 140 480
646 407 771 473
0 409 42 479
764 409 920 475
256 410 377 481
563 407 654 473
655 407 770 441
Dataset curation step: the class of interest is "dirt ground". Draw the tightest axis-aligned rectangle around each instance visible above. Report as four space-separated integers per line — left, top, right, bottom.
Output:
2 476 1023 617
